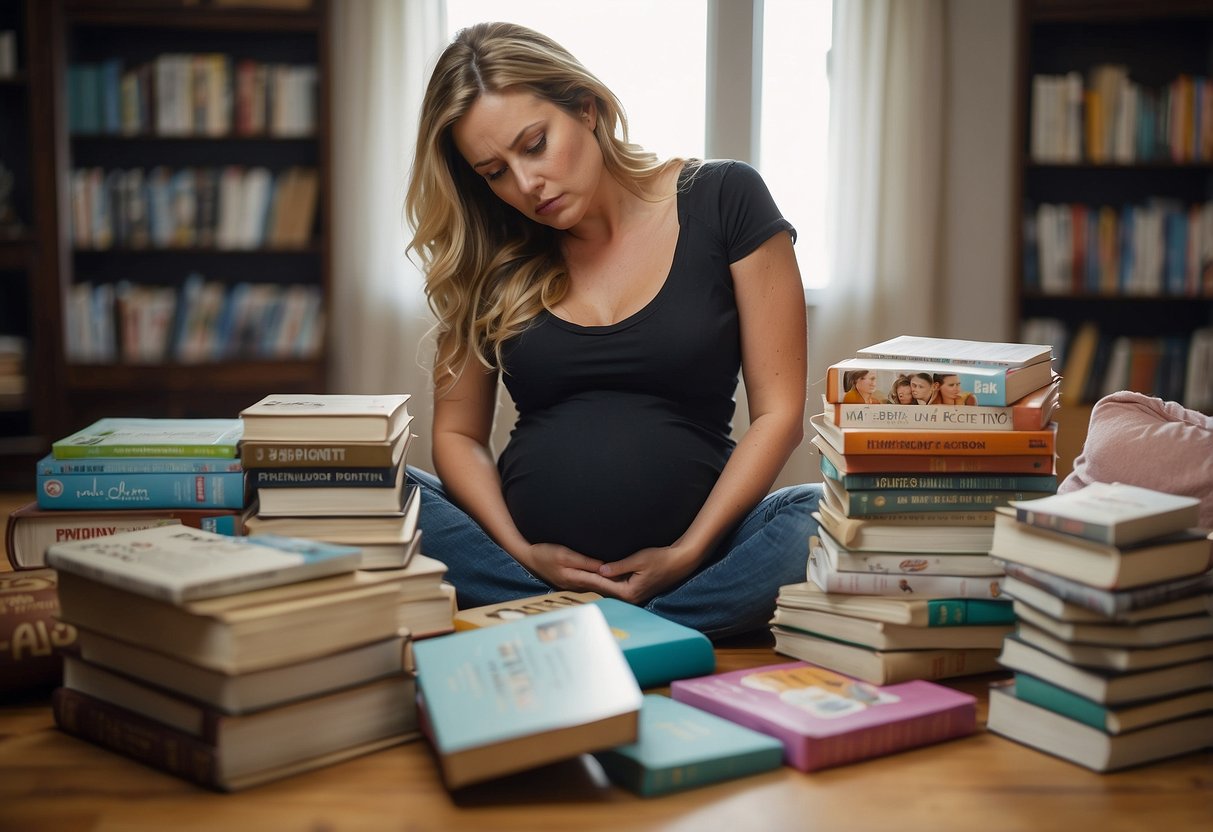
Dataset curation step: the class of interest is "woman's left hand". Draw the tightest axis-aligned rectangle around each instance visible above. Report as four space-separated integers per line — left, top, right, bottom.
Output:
590 545 701 605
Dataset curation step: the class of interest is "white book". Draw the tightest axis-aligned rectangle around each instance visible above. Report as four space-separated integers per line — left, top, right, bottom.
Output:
1009 482 1201 547
46 524 362 605
809 536 1005 600
240 393 412 442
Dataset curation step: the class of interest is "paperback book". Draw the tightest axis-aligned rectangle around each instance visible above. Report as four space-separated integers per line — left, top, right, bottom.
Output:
36 470 246 510
1013 622 1213 673
854 335 1053 368
814 505 996 555
815 527 1003 578
52 418 243 459
669 661 977 771
810 536 1006 599
825 357 1055 406
1000 560 1213 620
1011 601 1213 648
37 454 244 475
818 453 1058 493
240 423 411 469
812 414 1057 457
1003 573 1213 625
812 435 1056 477
1009 482 1202 547
1012 672 1213 735
239 393 412 442
821 476 1050 516
770 606 1014 650
254 463 410 517
769 629 1003 685
823 376 1060 431
776 581 1015 627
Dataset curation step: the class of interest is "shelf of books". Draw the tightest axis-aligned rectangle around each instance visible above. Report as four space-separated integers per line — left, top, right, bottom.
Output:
1012 0 1213 415
49 0 331 436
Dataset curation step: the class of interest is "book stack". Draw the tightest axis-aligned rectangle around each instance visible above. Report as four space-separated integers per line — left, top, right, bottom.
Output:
6 418 249 572
775 335 1064 684
45 524 419 791
238 393 455 638
986 483 1213 771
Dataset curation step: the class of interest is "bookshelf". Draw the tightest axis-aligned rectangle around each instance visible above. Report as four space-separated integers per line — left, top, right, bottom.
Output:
44 0 332 445
1012 0 1213 424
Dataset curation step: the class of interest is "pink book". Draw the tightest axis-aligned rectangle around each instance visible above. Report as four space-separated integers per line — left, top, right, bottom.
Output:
670 661 976 771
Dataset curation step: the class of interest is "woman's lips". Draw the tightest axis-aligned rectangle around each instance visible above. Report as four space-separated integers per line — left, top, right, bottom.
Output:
536 195 564 216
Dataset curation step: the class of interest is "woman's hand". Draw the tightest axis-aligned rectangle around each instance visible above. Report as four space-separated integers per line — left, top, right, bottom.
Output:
518 543 608 592
592 545 702 605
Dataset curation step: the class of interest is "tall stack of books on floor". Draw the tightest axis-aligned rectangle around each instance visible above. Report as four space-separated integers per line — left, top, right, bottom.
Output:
238 393 454 638
986 482 1213 771
773 336 1063 685
46 523 419 791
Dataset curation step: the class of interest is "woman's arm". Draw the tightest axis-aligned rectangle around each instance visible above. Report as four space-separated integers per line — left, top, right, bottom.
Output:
597 231 806 600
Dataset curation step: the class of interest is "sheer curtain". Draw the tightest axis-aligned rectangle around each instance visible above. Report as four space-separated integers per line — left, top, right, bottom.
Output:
330 0 446 471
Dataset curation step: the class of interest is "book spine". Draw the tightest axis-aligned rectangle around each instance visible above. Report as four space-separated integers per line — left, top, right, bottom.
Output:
829 402 1043 431
841 490 1052 516
824 461 1057 492
51 444 238 459
240 441 395 468
0 573 79 695
248 467 396 489
831 551 1004 578
51 687 222 789
834 428 1055 457
810 555 1005 599
38 457 243 475
36 472 246 510
999 562 1125 616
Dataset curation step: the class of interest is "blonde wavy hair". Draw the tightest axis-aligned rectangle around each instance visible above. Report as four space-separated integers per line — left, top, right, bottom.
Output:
404 21 682 392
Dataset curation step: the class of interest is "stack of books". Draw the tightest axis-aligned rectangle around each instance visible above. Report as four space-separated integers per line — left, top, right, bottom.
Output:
774 335 1063 684
46 524 419 791
7 417 249 571
987 483 1213 771
238 393 454 638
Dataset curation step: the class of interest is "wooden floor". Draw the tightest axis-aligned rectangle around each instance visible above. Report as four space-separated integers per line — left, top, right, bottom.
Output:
2 489 1211 831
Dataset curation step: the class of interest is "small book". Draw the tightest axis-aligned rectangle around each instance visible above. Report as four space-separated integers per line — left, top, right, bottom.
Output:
239 393 412 442
1009 483 1202 547
854 335 1053 369
986 680 1213 772
1012 673 1213 735
669 661 977 771
769 627 1002 685
52 418 243 459
46 525 362 604
592 694 784 796
769 606 1013 651
776 581 1015 627
455 594 716 689
413 604 643 789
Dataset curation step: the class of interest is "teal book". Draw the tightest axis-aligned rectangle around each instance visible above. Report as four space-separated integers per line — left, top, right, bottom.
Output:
1013 672 1213 735
818 454 1058 494
593 694 784 796
414 604 643 789
777 581 1015 627
52 418 243 459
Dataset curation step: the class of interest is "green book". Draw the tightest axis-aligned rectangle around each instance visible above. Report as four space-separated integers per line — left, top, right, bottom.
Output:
593 694 784 796
1013 672 1213 734
52 418 243 459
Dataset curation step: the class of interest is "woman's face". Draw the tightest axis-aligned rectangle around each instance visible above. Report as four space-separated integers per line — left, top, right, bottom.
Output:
452 88 605 231
895 383 914 404
909 376 932 401
939 375 962 401
856 372 877 396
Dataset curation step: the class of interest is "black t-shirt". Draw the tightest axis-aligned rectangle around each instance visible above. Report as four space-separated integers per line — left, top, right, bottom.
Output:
497 160 794 560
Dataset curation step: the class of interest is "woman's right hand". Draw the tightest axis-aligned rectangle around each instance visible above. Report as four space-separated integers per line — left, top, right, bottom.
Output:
518 543 607 591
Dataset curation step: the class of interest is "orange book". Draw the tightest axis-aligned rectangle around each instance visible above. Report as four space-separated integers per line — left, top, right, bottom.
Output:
811 414 1056 457
810 436 1055 475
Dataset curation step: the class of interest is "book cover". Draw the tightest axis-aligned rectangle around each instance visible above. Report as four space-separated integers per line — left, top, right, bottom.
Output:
812 414 1057 457
239 393 412 442
822 476 1051 516
811 436 1056 476
5 501 245 571
669 662 977 771
825 358 1054 406
1013 672 1213 735
37 454 243 475
777 581 1015 627
1009 482 1202 547
592 694 784 796
986 681 1213 772
854 335 1053 369
453 591 605 630
46 525 361 604
51 418 243 459
770 606 1013 651
825 377 1060 431
412 604 643 788
36 470 246 510
1000 561 1213 620
818 453 1058 493
810 537 1006 600
0 570 78 696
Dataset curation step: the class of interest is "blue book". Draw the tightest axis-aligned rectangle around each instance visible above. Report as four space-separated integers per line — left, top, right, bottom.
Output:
414 604 643 789
37 453 243 476
37 470 246 510
819 453 1057 493
593 694 784 796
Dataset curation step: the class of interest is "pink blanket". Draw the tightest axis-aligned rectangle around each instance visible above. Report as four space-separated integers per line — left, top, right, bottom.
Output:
1060 391 1213 529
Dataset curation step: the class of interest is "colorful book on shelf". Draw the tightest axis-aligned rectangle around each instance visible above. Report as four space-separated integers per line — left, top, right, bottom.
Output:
46 525 361 604
821 476 1051 517
776 581 1014 627
412 603 643 789
453 594 715 689
818 452 1058 493
854 335 1054 369
999 561 1213 621
669 661 977 771
1011 672 1213 735
825 357 1054 406
990 508 1212 590
814 504 996 555
770 606 1013 651
1008 482 1202 547
239 422 412 469
51 675 418 792
811 436 1055 477
5 501 245 571
239 393 412 442
36 469 246 511
824 376 1060 431
810 536 1006 600
54 568 405 674
985 680 1213 773
591 694 784 796
811 413 1057 457
0 570 78 696
51 418 243 459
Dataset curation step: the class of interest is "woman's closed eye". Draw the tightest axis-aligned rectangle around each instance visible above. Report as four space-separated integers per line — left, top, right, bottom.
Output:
524 134 547 155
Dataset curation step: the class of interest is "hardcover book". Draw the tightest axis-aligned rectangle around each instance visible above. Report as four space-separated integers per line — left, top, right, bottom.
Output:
36 470 246 511
812 413 1057 457
1003 574 1213 625
825 357 1054 406
986 681 1213 772
815 528 1004 578
821 476 1050 517
52 418 243 459
854 335 1053 369
0 570 78 696
254 463 410 517
51 674 418 791
812 435 1056 477
1012 623 1213 673
769 628 1002 685
413 604 643 789
770 606 1013 651
776 581 1015 627
810 536 1006 599
239 393 412 442
454 594 715 689
37 454 244 475
1008 482 1202 547
1011 601 1213 648
824 376 1060 431
818 453 1058 493
592 694 784 796
239 423 411 469
669 662 977 771
46 525 362 604
814 504 996 555
5 501 245 571
1000 561 1213 620
1012 673 1213 735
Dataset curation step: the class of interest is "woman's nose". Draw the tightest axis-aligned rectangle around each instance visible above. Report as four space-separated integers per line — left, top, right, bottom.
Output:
515 162 543 194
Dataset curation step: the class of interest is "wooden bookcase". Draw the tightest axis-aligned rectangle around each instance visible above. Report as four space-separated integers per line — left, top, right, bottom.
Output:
1012 0 1213 417
29 0 332 466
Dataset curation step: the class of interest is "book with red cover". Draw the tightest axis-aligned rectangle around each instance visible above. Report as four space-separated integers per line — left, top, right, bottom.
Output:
669 662 976 772
0 570 78 695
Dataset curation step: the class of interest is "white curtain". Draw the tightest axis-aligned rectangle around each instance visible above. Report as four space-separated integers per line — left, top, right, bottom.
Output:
330 0 447 471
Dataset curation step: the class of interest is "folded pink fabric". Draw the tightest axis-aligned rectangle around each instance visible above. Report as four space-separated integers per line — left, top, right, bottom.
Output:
1060 390 1213 529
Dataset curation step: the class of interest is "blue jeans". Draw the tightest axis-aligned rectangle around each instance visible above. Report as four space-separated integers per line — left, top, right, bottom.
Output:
407 466 821 641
